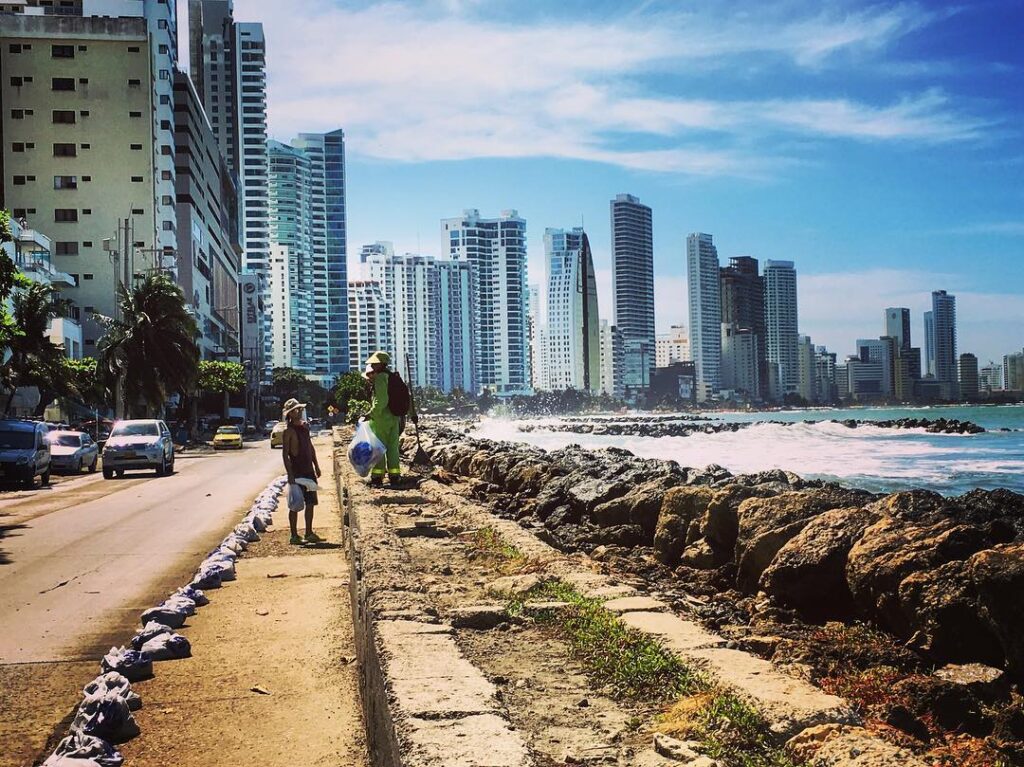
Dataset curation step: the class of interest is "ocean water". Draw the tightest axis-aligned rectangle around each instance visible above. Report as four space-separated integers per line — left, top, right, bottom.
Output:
472 404 1024 496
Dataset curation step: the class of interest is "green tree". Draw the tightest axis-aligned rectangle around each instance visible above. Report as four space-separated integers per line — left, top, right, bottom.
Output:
1 280 76 416
197 360 246 418
333 371 369 415
0 211 31 357
66 357 106 409
270 366 328 417
98 274 199 417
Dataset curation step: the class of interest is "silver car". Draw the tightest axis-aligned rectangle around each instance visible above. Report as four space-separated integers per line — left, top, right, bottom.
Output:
47 430 99 474
102 419 175 479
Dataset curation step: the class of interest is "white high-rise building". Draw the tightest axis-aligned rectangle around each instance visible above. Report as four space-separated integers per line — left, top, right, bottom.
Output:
268 243 295 370
656 325 690 368
1004 352 1024 391
527 284 545 392
931 290 957 396
443 209 529 395
544 227 600 393
764 260 799 397
348 280 393 373
686 233 721 402
599 321 624 400
363 250 473 392
720 323 759 398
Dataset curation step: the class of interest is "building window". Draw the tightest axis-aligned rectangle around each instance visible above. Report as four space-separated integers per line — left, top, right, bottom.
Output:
12 142 25 152
55 242 79 256
53 143 76 156
131 175 144 182
52 110 76 124
130 143 142 150
79 110 89 117
8 44 21 53
51 44 74 58
129 110 142 118
78 78 88 85
82 209 92 215
13 176 26 185
52 77 75 91
128 78 141 87
161 195 173 205
161 171 172 180
131 208 144 215
159 44 169 54
78 45 87 52
54 175 77 189
80 143 90 150
54 209 78 222
82 176 91 182
128 46 140 53
11 109 24 119
82 241 92 247
10 77 23 87
83 273 94 280
162 221 175 231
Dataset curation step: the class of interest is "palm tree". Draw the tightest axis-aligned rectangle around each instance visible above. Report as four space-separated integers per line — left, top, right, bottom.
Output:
98 275 199 418
2 280 75 415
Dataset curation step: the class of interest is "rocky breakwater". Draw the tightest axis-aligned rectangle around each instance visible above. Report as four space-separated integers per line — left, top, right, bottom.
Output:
416 427 1023 682
519 416 987 438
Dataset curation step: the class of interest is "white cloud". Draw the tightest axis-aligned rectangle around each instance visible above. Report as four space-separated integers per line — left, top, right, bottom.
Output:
233 0 988 175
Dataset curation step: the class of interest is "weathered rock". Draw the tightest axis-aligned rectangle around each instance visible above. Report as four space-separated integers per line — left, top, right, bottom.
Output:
760 506 879 618
680 539 720 570
654 487 716 566
592 475 682 536
449 605 509 630
567 477 629 516
652 732 703 761
735 487 871 593
969 542 1024 677
484 574 544 598
934 663 1008 703
700 485 770 553
786 724 930 766
891 675 990 735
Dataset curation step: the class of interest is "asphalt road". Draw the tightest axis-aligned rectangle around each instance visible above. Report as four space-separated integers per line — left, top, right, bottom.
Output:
0 440 286 766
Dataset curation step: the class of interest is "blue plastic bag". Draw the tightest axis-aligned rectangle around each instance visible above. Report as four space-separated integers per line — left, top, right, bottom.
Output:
348 421 385 477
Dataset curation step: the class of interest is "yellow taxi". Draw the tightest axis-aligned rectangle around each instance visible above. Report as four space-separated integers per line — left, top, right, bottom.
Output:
213 425 244 450
270 421 287 449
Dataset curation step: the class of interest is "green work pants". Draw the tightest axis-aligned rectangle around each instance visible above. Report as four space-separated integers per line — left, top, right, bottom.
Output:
370 414 401 477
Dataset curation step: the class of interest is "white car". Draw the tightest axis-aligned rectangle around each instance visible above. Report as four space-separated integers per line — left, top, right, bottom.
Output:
47 430 99 474
102 419 175 478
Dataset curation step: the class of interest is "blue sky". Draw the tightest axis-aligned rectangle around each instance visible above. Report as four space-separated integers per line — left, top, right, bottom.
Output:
236 0 1023 364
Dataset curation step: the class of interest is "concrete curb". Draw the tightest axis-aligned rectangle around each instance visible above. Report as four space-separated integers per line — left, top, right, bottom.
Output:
335 450 531 767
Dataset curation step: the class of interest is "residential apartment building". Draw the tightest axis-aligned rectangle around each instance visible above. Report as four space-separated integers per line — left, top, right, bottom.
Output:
814 346 837 403
655 325 689 368
443 209 528 395
980 362 1003 393
686 232 721 401
436 259 474 393
544 227 600 393
610 193 654 396
347 280 392 373
847 337 894 400
1004 352 1024 391
796 335 816 402
173 71 241 360
764 260 799 398
720 323 759 399
924 310 935 377
526 283 545 392
959 353 978 399
720 256 766 400
599 320 624 400
0 13 155 354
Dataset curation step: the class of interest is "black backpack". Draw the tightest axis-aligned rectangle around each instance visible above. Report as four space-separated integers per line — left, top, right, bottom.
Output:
387 372 411 417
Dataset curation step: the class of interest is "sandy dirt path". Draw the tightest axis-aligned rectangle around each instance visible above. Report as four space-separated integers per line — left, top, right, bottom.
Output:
118 438 368 767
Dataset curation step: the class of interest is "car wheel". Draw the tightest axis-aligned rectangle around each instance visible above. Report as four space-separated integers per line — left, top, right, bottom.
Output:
167 455 175 475
115 469 124 478
156 454 167 477
21 475 35 490
73 458 82 474
88 457 98 473
102 467 114 480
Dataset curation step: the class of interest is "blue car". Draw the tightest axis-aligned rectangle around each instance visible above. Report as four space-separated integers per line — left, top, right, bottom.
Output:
0 420 52 488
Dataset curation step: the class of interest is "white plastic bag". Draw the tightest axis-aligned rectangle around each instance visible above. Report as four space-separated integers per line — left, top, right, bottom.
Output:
348 421 385 477
287 483 305 512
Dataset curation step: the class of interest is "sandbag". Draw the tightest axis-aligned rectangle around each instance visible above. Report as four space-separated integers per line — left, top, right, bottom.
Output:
234 522 260 543
348 421 385 477
43 732 123 767
70 691 139 743
100 647 152 682
174 584 208 606
140 603 187 629
203 556 236 581
191 565 222 590
140 632 191 661
82 673 141 712
248 513 267 533
131 621 175 651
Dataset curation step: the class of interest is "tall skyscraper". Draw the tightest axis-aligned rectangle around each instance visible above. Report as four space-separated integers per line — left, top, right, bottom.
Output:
796 335 817 402
959 353 978 399
443 209 528 395
436 260 475 394
924 310 935 377
720 256 767 400
190 1 268 370
884 308 911 351
544 227 600 393
764 260 799 398
610 194 654 397
291 130 348 376
686 232 721 401
526 284 544 392
931 290 957 396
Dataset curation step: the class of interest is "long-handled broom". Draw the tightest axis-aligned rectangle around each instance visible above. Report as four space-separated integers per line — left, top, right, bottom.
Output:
405 354 432 467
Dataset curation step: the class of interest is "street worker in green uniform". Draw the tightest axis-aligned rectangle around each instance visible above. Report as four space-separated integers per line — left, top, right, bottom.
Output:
363 351 408 487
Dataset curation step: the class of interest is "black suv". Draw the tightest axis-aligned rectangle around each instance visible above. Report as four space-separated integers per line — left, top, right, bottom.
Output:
0 420 51 488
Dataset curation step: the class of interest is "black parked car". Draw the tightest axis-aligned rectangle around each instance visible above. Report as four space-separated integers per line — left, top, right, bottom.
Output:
0 420 51 488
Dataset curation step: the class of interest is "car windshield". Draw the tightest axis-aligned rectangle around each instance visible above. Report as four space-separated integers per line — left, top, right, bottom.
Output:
50 434 82 447
217 427 239 434
0 428 34 450
110 422 159 437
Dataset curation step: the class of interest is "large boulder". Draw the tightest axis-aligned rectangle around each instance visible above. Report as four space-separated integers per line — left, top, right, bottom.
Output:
566 477 629 516
591 475 680 535
700 484 777 553
735 486 872 593
653 487 716 566
760 506 880 618
970 542 1024 678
